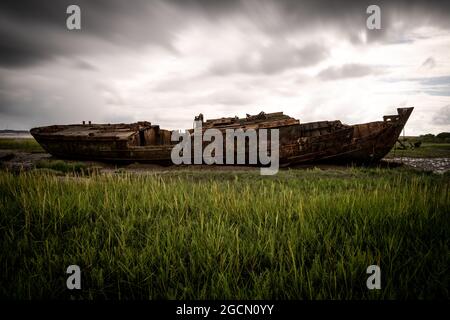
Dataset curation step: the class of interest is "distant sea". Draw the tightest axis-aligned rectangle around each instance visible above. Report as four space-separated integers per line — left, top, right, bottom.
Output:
0 130 32 138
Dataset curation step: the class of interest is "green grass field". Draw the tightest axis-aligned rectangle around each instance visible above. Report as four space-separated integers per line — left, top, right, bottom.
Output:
386 143 450 158
0 138 44 153
0 168 448 299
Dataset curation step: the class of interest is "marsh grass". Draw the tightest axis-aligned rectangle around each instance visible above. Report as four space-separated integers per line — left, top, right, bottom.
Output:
0 168 448 299
36 160 89 174
387 142 450 158
0 138 44 153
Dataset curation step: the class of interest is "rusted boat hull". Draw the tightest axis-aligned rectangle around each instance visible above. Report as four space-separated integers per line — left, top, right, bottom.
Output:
30 108 413 166
31 122 174 163
35 143 174 163
317 107 413 164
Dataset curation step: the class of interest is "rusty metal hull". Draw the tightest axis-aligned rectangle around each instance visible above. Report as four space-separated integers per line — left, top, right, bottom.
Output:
30 108 413 166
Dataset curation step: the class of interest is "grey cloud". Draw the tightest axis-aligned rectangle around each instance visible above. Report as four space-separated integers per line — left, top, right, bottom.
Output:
203 89 254 106
424 89 450 97
433 105 450 125
0 69 106 128
421 57 436 69
151 75 198 93
418 76 450 86
416 76 450 96
387 76 450 96
210 42 328 75
318 64 382 81
0 89 31 117
74 59 97 71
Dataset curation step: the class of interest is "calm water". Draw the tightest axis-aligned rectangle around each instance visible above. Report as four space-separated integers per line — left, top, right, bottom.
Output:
0 132 32 139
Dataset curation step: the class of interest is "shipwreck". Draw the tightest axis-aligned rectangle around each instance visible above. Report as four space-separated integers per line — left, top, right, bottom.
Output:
30 107 413 166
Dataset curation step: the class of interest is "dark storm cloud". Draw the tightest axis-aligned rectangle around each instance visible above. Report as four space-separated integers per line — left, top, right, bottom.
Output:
172 0 450 43
1 0 450 68
0 33 52 67
0 0 184 68
318 64 383 80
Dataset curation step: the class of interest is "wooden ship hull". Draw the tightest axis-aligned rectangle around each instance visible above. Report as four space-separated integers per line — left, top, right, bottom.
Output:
30 107 413 166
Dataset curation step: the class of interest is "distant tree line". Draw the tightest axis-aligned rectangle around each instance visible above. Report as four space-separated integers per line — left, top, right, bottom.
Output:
418 132 450 143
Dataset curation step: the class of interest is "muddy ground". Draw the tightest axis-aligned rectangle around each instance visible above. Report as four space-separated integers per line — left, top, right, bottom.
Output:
384 157 450 174
1 149 449 174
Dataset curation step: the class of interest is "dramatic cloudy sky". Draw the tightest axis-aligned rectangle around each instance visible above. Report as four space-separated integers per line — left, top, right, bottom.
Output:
1 0 449 134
